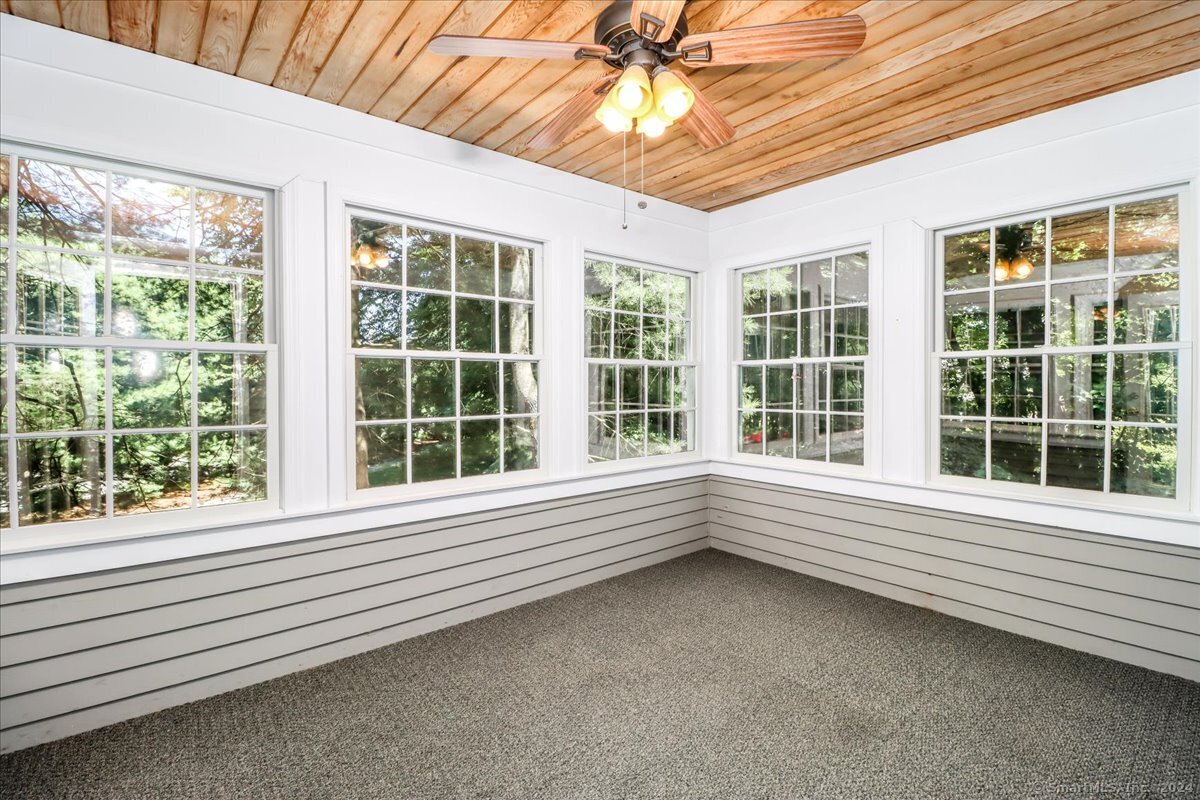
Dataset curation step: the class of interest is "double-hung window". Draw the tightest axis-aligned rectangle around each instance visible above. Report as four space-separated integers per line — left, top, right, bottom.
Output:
935 189 1189 503
0 145 273 535
584 256 695 461
736 249 870 465
348 210 539 491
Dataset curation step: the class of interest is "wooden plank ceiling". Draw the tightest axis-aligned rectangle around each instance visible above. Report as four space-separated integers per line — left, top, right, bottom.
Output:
3 1 1198 211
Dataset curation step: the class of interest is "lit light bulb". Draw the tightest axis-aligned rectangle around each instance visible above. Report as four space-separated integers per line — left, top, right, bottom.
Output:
994 258 1010 282
614 65 653 116
595 95 633 133
652 69 694 121
637 108 670 138
1011 256 1034 280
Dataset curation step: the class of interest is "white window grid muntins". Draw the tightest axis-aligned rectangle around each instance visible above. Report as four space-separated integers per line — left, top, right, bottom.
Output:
346 207 542 492
931 185 1192 508
584 254 698 462
0 142 277 534
734 245 870 466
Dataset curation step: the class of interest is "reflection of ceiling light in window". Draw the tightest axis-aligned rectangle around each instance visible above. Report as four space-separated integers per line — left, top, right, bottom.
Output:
994 259 1010 282
994 256 1033 282
47 350 62 373
134 351 159 380
113 309 138 337
1011 257 1034 279
352 243 389 270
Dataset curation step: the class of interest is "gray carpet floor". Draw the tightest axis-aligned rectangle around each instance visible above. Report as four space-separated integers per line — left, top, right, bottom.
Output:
2 549 1198 800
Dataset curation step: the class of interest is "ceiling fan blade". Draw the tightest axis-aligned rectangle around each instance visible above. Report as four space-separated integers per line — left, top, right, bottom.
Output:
630 0 686 43
675 72 735 150
678 15 866 66
527 76 618 150
428 35 609 61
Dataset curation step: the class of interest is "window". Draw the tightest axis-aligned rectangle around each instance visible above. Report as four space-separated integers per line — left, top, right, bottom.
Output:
0 145 272 532
936 190 1186 501
349 211 539 490
584 257 695 462
736 250 870 465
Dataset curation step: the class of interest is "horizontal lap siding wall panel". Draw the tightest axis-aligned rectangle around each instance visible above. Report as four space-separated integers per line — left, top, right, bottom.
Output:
708 478 1200 682
0 479 708 752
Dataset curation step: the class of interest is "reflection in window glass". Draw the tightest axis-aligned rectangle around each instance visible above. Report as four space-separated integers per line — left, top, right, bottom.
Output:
1 150 272 531
937 191 1182 500
585 257 694 462
738 249 869 466
350 212 539 489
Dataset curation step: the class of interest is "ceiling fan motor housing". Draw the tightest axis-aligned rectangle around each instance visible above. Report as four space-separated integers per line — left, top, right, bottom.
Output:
595 0 689 69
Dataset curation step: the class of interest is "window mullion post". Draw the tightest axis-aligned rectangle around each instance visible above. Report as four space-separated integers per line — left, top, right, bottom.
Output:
1103 204 1116 494
1041 215 1050 487
6 345 17 529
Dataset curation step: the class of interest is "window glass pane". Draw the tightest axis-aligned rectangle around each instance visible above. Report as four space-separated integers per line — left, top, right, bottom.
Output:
1115 196 1177 273
504 417 538 472
586 310 612 358
943 292 988 351
834 307 868 356
1113 351 1177 423
940 419 985 478
352 286 403 349
1049 279 1107 347
765 365 793 410
1113 272 1179 344
614 311 640 359
767 266 796 312
799 258 831 307
456 236 495 295
498 244 533 300
504 361 538 415
667 317 689 361
1050 209 1107 279
195 268 263 343
831 363 864 413
584 260 614 309
587 414 617 463
742 316 766 360
1047 354 1105 421
647 411 673 456
990 421 1041 484
994 285 1044 349
588 364 616 411
411 359 455 419
113 432 191 514
411 422 456 482
665 273 689 317
455 297 495 353
671 411 693 453
739 411 763 455
765 412 794 458
795 363 827 411
16 346 104 432
619 365 643 410
460 360 499 416
112 261 189 340
994 219 1045 284
350 218 403 285
741 271 767 315
642 316 667 361
196 190 263 269
799 310 828 358
795 412 827 461
112 174 190 260
739 365 762 410
198 430 266 506
406 227 451 290
1110 426 1175 498
0 154 8 241
647 367 672 410
460 419 500 477
1046 424 1105 492
499 302 533 355
834 252 868 304
17 158 105 250
767 313 796 359
830 414 864 465
673 367 692 409
356 424 407 489
943 230 989 291
614 266 641 313
16 436 106 525
16 250 104 336
941 358 986 417
355 358 406 421
406 292 451 350
642 270 671 315
112 349 191 429
198 353 266 428
991 356 1041 419
0 442 7 530
619 413 646 458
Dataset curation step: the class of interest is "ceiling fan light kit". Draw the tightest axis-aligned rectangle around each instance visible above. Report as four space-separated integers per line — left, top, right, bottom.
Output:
427 0 866 151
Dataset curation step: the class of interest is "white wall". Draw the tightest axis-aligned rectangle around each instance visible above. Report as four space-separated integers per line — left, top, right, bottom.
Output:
706 70 1200 546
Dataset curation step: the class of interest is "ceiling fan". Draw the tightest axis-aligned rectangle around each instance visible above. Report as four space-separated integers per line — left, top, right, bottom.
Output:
428 0 866 150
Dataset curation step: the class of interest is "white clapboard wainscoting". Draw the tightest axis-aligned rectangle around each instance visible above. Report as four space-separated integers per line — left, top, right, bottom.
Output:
708 477 1200 682
0 478 708 753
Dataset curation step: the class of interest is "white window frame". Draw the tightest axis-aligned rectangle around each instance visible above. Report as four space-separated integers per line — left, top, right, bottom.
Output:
340 205 545 503
0 141 280 551
582 251 701 470
928 185 1194 513
730 241 881 476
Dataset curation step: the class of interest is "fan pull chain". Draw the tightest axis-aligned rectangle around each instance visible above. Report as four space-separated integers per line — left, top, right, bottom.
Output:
621 129 628 230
